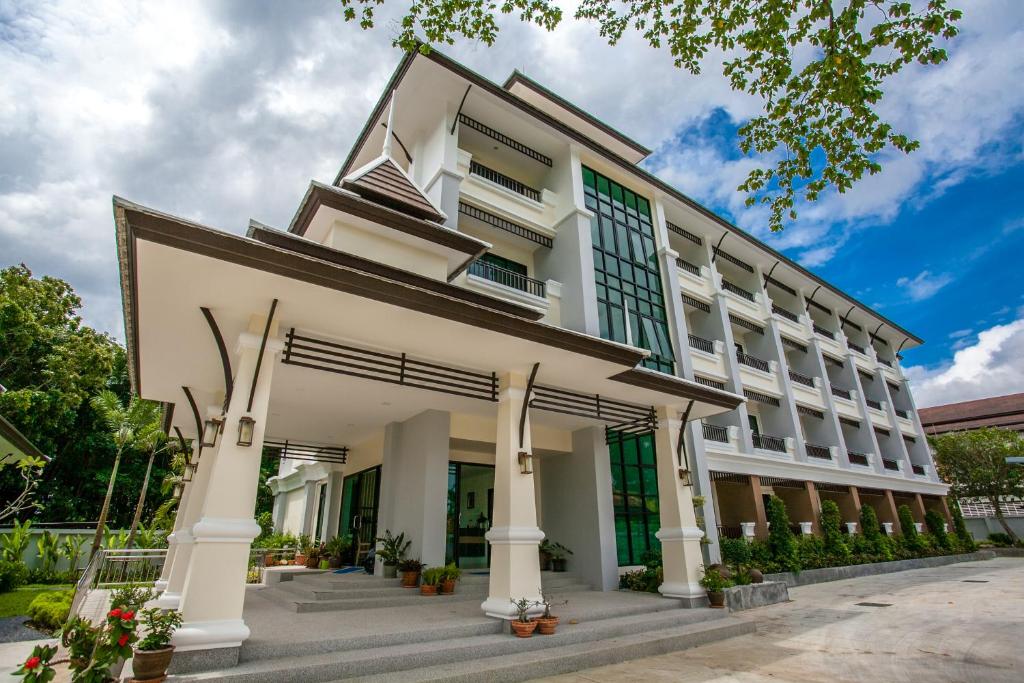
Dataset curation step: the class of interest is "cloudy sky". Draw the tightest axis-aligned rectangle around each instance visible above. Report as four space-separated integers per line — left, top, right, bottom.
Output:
1 0 1023 408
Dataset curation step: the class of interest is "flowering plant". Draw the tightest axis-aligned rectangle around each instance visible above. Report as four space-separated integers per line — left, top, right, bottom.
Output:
13 644 57 683
58 607 140 683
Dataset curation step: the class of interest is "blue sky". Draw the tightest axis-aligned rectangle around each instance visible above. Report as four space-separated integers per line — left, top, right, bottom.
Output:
1 0 1023 408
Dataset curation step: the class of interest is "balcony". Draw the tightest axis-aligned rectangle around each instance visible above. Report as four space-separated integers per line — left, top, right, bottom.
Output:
894 408 910 419
469 160 541 202
878 358 893 368
813 324 835 340
676 257 701 277
848 451 871 467
457 150 558 235
912 464 926 476
772 303 799 323
721 279 756 302
848 341 867 355
865 398 883 410
805 443 833 461
703 423 729 443
830 384 853 400
882 458 901 472
788 369 815 388
688 334 715 354
736 350 771 373
752 433 787 453
467 260 546 299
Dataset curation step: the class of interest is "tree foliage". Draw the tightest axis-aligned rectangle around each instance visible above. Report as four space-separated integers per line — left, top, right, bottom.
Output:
930 427 1024 543
338 0 963 231
765 494 799 572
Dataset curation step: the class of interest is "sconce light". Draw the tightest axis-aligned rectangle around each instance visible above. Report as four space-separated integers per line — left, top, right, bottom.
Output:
237 415 256 447
201 416 223 448
517 450 533 475
678 468 692 486
173 482 184 499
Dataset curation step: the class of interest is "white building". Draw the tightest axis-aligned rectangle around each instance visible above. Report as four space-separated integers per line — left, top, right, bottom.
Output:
115 47 949 663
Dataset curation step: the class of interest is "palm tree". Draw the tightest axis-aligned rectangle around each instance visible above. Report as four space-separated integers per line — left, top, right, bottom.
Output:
89 390 163 559
126 433 179 548
151 447 190 532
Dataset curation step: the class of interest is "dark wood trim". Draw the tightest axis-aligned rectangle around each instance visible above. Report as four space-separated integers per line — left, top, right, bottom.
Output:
451 85 472 135
519 362 540 450
608 367 743 410
247 298 279 413
200 306 233 412
181 385 204 459
116 199 647 373
377 122 413 165
161 402 175 434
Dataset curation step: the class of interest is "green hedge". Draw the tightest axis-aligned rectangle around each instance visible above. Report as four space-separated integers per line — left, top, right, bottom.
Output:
0 561 29 594
26 589 73 632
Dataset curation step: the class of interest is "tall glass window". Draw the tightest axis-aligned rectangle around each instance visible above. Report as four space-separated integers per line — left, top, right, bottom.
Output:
608 431 661 565
583 166 675 374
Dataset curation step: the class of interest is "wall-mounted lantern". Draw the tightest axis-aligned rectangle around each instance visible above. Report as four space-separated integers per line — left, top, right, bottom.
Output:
201 416 223 448
517 450 533 475
173 481 184 499
237 415 256 447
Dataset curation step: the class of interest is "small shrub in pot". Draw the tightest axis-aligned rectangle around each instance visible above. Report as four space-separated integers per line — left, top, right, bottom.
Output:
131 608 183 681
420 566 444 595
509 597 537 638
398 558 423 587
440 563 461 594
699 565 730 608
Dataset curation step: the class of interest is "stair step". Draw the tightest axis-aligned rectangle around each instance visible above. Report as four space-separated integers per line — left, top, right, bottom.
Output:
173 608 740 682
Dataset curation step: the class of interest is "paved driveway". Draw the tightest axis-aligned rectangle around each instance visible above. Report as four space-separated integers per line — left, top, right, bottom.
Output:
535 557 1023 683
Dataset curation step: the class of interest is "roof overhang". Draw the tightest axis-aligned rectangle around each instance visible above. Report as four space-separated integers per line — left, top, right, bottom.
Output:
0 413 49 463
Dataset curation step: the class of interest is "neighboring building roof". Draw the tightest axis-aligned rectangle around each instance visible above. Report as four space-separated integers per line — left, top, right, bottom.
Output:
919 393 1024 435
334 46 924 348
0 413 49 463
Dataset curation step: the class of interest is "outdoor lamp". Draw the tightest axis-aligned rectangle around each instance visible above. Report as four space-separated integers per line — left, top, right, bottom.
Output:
517 450 533 475
237 415 256 447
678 468 692 486
173 482 184 499
201 416 223 448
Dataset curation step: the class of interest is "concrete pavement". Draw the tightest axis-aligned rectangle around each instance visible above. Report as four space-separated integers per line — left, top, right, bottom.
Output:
534 557 1023 682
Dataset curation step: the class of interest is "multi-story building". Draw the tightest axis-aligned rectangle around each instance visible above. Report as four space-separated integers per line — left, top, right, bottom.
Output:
115 47 949 658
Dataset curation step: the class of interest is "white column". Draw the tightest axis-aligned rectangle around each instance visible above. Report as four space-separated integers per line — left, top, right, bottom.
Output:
652 406 707 607
173 316 281 653
299 480 319 537
481 372 544 619
322 471 344 540
153 472 194 594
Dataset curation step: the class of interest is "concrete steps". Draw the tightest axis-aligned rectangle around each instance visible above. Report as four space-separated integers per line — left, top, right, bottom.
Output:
172 603 751 683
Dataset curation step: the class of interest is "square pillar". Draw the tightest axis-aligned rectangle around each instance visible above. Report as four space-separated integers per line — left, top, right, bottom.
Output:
883 489 900 525
912 493 928 524
806 482 823 534
849 486 862 513
481 372 544 619
299 480 319 537
750 475 769 539
939 496 953 526
173 316 282 656
322 471 344 540
153 470 195 596
652 406 707 608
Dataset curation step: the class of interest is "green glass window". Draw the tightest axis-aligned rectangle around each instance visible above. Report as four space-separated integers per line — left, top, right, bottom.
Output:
608 430 661 566
583 166 675 374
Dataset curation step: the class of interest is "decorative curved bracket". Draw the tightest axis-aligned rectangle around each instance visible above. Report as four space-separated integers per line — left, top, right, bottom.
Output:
675 400 695 470
450 85 472 135
518 363 540 451
247 299 279 413
763 260 780 288
710 232 728 263
840 305 856 329
804 285 822 313
200 307 233 412
870 322 886 344
182 386 203 459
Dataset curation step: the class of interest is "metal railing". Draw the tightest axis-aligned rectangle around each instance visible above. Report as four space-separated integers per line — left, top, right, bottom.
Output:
248 547 298 584
675 257 701 276
847 451 870 466
865 398 883 410
772 304 799 322
848 342 867 354
752 433 787 452
831 384 852 400
788 369 815 387
721 279 755 302
883 458 900 471
469 160 541 202
702 423 730 443
468 260 546 298
736 350 770 373
912 464 926 476
894 408 910 419
688 334 715 354
71 548 167 618
813 324 835 340
878 358 893 367
805 443 832 460
716 525 744 539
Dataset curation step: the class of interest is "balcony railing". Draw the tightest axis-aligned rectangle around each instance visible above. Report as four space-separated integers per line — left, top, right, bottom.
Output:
702 423 729 443
772 303 799 322
468 160 541 202
676 257 701 276
468 260 546 298
752 433 787 452
717 524 745 540
849 342 867 354
882 458 900 471
878 358 893 368
831 384 853 400
813 324 835 340
912 464 926 476
806 443 832 460
722 279 755 302
847 451 870 466
865 398 882 410
736 350 770 373
688 334 716 354
894 408 910 419
788 369 815 388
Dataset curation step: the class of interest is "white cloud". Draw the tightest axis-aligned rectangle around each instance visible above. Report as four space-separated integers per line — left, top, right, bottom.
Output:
949 329 973 339
896 270 954 302
906 319 1024 408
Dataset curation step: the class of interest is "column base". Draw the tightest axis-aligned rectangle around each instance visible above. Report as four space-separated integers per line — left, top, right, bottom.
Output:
480 596 544 620
151 591 181 610
153 579 168 592
172 618 250 651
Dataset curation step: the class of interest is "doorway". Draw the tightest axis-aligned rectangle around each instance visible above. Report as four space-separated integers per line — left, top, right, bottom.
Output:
446 462 494 570
339 466 381 560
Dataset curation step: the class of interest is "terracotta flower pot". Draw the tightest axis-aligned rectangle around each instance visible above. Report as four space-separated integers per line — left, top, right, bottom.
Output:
510 620 537 638
440 579 456 595
420 584 438 596
294 553 306 566
263 553 276 567
305 555 320 569
401 571 420 588
749 568 764 584
708 591 726 608
132 646 175 681
536 616 559 635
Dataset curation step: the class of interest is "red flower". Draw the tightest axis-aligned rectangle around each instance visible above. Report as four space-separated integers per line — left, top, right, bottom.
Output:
108 608 122 618
118 634 130 647
24 656 40 670
121 610 135 620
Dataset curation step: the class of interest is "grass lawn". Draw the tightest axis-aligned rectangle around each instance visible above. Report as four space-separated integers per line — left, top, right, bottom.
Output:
0 585 74 618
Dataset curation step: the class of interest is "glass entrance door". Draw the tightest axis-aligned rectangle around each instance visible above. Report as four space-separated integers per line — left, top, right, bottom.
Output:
445 463 494 570
339 466 381 555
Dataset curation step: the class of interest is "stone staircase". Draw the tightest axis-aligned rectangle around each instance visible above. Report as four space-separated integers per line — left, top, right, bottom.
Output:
170 572 754 683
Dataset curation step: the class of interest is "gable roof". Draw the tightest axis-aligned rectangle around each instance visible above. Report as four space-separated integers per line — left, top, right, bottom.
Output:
919 393 1024 434
342 155 446 223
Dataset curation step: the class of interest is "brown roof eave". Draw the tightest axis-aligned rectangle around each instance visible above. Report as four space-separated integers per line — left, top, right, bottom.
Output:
609 367 745 411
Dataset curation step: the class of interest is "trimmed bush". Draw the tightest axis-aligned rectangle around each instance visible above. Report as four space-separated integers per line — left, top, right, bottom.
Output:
766 496 800 573
0 560 28 593
859 504 892 560
819 500 850 560
950 500 975 551
898 504 922 551
925 511 951 550
987 532 1013 547
720 537 751 568
26 590 73 632
797 534 826 569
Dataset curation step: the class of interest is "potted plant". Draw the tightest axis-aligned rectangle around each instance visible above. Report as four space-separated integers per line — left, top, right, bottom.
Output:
538 539 553 571
131 607 183 681
305 541 325 569
549 542 573 572
376 530 411 579
419 566 443 596
700 566 729 608
535 593 565 635
398 558 423 587
439 563 461 595
294 534 312 566
509 598 537 638
325 535 351 569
